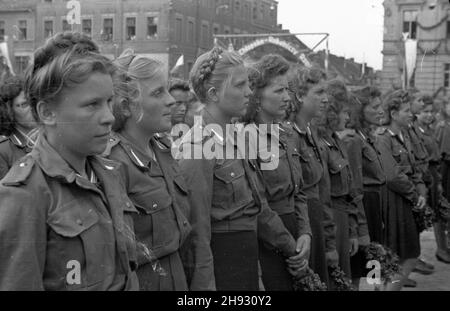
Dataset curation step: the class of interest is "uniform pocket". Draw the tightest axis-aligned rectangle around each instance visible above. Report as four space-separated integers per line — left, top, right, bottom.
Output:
328 157 350 196
213 160 254 211
46 200 108 289
362 147 378 162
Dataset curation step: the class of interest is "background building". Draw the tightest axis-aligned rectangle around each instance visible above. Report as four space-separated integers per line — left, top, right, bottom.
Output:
381 0 450 96
0 0 279 78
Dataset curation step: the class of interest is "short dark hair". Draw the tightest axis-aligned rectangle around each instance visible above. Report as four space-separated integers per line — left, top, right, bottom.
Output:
168 78 190 93
0 76 25 136
382 89 410 124
347 86 382 130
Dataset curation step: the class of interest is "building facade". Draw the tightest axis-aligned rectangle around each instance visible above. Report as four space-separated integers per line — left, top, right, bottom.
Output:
381 0 450 95
0 0 279 78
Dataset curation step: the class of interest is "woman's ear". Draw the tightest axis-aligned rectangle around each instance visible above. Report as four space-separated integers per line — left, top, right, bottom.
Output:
206 87 219 103
390 109 397 121
120 98 132 118
36 100 56 126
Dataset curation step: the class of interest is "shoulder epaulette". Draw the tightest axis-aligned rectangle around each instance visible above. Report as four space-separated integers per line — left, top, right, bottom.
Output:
1 155 35 186
101 134 121 157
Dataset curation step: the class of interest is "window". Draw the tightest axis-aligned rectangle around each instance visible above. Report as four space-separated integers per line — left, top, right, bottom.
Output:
0 21 4 41
147 16 158 38
445 64 450 88
213 25 219 34
44 20 53 38
126 17 136 40
201 23 209 46
403 10 418 39
15 56 29 74
187 20 194 43
18 20 27 40
62 19 71 32
176 18 182 42
234 1 240 13
102 18 113 41
82 19 92 37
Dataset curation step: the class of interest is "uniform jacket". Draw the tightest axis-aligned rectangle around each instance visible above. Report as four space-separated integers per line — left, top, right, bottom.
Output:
435 120 450 161
103 133 192 266
176 110 298 290
0 134 139 291
0 131 33 179
375 127 423 204
249 122 311 238
319 132 359 238
342 130 384 241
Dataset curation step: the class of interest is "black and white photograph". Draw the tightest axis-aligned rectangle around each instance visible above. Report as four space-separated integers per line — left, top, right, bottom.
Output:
0 0 449 296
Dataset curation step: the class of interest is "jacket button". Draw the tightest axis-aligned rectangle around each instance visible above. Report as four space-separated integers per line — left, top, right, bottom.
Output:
126 202 131 207
19 162 26 167
294 148 298 152
230 172 235 177
183 221 188 226
76 219 83 226
152 203 158 209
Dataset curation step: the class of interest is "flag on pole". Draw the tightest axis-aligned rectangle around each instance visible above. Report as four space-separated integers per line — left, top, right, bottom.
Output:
170 54 184 74
404 38 417 89
0 40 15 76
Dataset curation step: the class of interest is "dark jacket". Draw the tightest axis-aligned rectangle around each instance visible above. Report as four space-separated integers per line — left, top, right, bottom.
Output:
0 131 33 179
0 134 139 290
176 111 299 290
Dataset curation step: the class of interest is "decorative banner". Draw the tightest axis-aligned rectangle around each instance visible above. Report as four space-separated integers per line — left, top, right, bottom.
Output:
238 36 301 58
299 53 312 68
404 38 417 88
0 41 15 75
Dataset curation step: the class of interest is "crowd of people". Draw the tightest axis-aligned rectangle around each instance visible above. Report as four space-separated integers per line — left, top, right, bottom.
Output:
0 31 449 291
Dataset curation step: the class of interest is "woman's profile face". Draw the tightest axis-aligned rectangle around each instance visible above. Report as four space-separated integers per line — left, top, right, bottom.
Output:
217 65 252 118
137 70 175 134
12 91 36 131
49 72 115 157
259 74 291 120
363 97 384 126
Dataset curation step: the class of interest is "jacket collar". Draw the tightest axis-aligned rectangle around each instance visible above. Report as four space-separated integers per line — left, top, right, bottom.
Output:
116 132 155 169
32 133 114 187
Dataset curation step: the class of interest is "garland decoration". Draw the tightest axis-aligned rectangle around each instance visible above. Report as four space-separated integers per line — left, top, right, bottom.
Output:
417 40 442 55
416 12 448 31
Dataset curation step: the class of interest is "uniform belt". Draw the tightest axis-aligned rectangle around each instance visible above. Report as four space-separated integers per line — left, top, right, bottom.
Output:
211 214 258 233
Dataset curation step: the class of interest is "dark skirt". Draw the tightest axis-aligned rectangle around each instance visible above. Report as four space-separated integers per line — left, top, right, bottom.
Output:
211 231 259 291
429 163 440 213
363 185 388 244
350 184 388 279
330 206 352 278
136 251 188 291
306 198 330 286
259 212 298 291
442 160 450 202
384 189 420 261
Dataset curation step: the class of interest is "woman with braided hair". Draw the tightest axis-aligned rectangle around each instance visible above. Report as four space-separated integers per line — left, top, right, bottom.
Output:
0 32 139 290
0 75 37 179
177 46 306 291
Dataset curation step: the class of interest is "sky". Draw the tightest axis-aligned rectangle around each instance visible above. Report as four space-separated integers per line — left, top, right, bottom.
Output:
277 0 385 70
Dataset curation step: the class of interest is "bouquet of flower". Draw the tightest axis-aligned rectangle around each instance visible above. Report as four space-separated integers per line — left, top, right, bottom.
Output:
413 205 434 233
363 242 401 283
328 265 356 291
292 267 327 291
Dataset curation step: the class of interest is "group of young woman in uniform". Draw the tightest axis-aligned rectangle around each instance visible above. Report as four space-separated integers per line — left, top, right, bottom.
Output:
0 31 448 291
